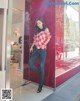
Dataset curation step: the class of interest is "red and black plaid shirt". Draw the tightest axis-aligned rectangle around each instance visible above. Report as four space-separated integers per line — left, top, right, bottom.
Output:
33 31 51 49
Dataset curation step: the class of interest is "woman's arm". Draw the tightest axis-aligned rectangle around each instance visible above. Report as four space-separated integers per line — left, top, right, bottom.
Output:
41 28 51 49
44 28 51 45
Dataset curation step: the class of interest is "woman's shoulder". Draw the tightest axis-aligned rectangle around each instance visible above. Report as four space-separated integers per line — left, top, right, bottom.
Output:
45 28 49 33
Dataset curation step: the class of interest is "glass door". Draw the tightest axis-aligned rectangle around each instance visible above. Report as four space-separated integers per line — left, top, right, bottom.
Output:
0 8 6 100
0 8 4 71
0 0 10 100
7 0 25 89
5 0 13 88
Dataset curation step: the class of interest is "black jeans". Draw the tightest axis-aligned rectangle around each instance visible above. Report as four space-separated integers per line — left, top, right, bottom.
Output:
29 48 46 85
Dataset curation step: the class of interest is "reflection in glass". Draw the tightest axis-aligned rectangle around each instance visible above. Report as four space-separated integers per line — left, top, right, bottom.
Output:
64 6 79 59
55 5 80 77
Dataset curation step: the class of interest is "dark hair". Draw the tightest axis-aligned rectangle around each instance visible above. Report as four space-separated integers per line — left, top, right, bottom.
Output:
34 18 47 35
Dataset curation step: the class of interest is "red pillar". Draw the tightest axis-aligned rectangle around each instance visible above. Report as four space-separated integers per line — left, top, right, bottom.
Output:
23 0 55 88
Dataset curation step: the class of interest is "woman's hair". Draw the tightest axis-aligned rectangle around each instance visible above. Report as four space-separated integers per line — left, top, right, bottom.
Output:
34 18 47 34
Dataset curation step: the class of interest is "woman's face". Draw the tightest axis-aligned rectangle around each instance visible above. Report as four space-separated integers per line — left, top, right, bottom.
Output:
37 20 43 29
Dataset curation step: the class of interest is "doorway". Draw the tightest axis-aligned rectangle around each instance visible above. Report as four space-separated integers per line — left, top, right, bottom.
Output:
10 0 25 89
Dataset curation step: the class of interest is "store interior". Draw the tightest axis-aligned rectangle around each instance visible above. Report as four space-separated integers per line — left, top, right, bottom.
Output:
10 0 24 89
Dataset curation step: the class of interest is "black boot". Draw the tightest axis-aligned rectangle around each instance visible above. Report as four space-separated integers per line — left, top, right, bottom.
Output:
37 84 43 93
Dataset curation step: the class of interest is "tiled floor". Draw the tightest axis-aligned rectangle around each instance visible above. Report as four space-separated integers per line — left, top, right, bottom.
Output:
10 63 53 101
10 63 80 101
13 83 53 101
42 73 80 101
10 63 23 89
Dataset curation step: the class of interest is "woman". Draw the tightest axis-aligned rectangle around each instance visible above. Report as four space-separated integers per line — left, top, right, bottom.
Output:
29 18 51 93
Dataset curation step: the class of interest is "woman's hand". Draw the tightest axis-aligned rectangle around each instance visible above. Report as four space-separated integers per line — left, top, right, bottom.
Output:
30 43 35 53
30 47 33 53
41 45 46 50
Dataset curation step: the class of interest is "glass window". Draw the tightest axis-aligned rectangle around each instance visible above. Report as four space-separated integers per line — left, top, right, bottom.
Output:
64 6 80 59
55 5 80 77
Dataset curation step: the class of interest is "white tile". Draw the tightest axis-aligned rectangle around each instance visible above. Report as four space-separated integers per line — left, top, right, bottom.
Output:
13 83 53 101
10 63 53 101
10 63 23 89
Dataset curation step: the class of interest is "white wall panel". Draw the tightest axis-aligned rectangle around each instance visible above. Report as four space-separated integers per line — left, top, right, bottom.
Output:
0 0 8 9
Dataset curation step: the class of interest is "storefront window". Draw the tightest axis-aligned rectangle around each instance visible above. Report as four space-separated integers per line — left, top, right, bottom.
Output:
55 4 80 77
64 6 80 59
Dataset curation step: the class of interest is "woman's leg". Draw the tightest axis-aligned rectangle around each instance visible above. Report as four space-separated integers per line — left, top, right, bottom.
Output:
28 51 39 72
37 49 46 93
39 49 46 85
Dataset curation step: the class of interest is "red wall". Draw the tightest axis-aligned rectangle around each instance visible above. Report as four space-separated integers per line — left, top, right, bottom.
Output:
23 0 55 87
56 66 80 87
23 0 80 88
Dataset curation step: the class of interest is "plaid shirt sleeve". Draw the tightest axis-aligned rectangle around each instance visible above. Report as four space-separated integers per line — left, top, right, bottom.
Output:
44 32 51 45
